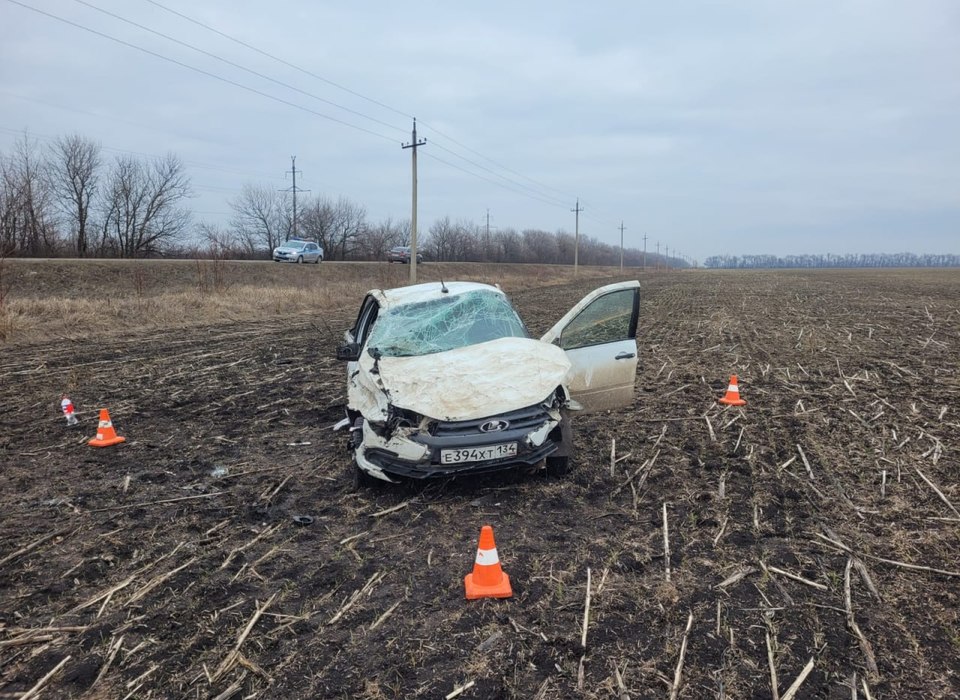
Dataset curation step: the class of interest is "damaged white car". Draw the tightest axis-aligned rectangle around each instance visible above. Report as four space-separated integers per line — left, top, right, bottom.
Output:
335 280 640 484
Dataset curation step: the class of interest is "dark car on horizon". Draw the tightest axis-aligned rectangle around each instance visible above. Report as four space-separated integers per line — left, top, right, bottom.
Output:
386 246 424 264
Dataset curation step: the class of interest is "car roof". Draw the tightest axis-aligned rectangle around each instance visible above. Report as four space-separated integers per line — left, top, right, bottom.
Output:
371 281 503 310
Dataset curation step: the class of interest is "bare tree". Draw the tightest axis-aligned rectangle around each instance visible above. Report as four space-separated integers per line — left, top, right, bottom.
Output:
360 216 406 260
0 134 58 256
228 183 291 254
0 153 21 256
47 134 101 257
495 228 523 263
100 153 191 257
330 196 366 260
300 195 366 260
451 219 481 261
522 229 559 263
426 216 454 261
299 196 335 254
196 221 241 259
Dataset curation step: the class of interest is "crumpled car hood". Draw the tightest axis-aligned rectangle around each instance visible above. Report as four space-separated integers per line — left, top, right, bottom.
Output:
349 336 571 422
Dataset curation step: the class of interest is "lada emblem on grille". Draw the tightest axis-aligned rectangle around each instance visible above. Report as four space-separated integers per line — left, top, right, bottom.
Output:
479 419 510 433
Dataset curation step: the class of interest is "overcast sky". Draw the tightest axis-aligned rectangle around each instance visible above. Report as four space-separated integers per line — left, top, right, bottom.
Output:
2 0 958 259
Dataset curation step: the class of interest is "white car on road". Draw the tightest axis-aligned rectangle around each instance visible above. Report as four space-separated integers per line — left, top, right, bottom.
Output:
273 239 324 263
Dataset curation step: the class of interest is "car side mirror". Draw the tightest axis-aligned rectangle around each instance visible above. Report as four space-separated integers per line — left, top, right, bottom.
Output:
336 342 361 361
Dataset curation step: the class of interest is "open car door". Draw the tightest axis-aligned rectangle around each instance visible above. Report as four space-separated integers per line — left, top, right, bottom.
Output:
540 281 640 413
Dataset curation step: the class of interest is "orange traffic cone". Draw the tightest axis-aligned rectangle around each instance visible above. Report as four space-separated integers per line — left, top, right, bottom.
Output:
464 525 512 600
88 408 126 447
718 375 746 406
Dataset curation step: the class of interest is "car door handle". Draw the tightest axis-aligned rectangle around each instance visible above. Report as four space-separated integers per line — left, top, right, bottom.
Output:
615 352 636 360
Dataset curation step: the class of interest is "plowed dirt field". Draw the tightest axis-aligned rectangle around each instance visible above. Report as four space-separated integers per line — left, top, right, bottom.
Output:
1 267 958 699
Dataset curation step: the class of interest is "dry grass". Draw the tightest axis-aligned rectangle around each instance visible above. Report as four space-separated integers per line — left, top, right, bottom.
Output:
1 259 633 344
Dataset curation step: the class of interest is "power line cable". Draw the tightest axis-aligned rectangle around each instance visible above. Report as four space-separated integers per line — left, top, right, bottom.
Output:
1 89 243 154
144 0 414 121
7 0 636 232
419 120 578 202
140 0 581 208
420 152 570 211
427 140 569 208
7 1 570 211
582 210 620 229
71 0 407 136
5 0 399 144
0 125 282 182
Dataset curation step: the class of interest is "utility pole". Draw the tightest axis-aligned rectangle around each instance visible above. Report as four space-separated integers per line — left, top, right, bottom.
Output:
643 233 648 271
656 241 660 272
402 118 427 284
618 221 627 274
486 208 490 238
665 245 670 270
571 198 583 276
281 156 309 240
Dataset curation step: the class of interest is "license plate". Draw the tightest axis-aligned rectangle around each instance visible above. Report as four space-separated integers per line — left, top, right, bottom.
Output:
440 443 518 464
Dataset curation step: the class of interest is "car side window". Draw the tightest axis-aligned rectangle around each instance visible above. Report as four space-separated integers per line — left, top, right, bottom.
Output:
560 290 636 350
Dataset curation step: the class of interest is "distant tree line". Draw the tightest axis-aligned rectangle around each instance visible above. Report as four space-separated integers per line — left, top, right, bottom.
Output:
205 187 670 266
2 132 676 268
703 253 959 269
5 132 957 270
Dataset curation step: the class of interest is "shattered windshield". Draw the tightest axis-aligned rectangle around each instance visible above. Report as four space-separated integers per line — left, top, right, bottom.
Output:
366 290 528 357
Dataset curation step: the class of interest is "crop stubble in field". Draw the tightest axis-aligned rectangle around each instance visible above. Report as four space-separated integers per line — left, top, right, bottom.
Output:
0 267 958 699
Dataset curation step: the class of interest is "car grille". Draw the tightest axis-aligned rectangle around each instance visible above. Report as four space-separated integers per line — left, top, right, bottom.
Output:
432 403 552 437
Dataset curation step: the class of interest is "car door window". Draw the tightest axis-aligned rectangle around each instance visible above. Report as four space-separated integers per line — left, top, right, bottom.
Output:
559 290 636 350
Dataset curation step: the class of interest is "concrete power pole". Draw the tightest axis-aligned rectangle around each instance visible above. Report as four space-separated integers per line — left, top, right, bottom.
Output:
572 198 583 276
642 233 648 271
665 246 670 270
619 221 626 274
282 156 309 240
402 118 427 284
656 241 661 272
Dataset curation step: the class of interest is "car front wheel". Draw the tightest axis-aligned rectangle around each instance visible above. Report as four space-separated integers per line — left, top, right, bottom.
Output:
351 460 384 490
296 256 303 264
546 455 570 476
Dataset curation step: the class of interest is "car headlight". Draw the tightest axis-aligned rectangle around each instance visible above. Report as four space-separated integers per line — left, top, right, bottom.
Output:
386 405 425 433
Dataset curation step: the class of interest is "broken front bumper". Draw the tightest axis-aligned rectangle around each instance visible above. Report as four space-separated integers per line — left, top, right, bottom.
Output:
356 404 561 480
